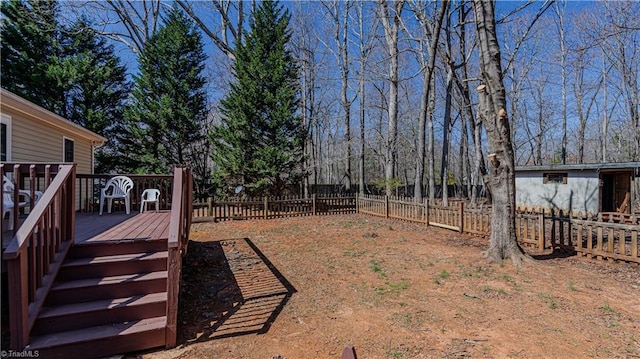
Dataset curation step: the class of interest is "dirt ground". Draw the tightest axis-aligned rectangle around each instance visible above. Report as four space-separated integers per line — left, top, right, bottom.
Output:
141 214 640 359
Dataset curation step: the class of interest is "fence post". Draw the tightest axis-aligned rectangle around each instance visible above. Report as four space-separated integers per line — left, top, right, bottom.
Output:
312 194 317 215
385 195 389 218
207 197 213 217
263 196 268 220
422 197 429 226
537 212 545 250
458 201 464 233
355 193 359 213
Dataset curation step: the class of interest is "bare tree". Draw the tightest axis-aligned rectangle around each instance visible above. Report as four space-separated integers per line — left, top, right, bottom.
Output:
378 0 405 196
321 0 356 191
552 0 569 164
62 0 163 53
175 0 244 60
599 1 640 161
291 3 323 196
406 0 448 201
572 43 601 164
354 2 378 195
473 0 530 265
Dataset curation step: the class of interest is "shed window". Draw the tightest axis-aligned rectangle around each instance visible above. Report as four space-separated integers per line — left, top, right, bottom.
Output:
64 137 74 162
543 172 567 184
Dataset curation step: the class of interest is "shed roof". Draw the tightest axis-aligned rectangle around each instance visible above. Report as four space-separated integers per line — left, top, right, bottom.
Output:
515 162 640 172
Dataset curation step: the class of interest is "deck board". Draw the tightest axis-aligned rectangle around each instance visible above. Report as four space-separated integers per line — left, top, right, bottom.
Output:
78 212 170 244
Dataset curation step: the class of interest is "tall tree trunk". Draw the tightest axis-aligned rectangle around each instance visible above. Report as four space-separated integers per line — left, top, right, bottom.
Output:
473 0 530 265
452 3 488 203
427 77 436 200
440 67 453 206
329 0 353 190
356 1 370 196
359 72 366 195
412 0 448 201
601 48 608 162
379 0 404 196
555 1 568 164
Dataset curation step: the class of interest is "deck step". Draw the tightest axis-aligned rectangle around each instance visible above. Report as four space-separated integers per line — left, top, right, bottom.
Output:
33 292 167 335
46 271 167 305
57 251 168 280
27 316 167 359
67 238 167 258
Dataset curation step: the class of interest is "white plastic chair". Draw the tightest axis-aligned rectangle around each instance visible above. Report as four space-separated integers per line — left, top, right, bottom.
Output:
3 176 43 230
99 176 134 215
140 189 160 213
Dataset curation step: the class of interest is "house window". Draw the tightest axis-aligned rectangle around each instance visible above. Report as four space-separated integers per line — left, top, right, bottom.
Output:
63 137 75 162
1 114 11 161
543 172 567 184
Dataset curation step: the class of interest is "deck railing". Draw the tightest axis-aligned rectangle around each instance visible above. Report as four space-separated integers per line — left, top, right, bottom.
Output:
165 167 193 348
2 163 76 349
76 174 173 212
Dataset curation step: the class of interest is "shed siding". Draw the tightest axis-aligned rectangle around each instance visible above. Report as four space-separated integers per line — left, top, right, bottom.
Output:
515 170 599 214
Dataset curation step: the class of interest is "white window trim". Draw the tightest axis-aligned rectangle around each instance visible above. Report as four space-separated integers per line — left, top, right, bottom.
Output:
1 113 12 161
63 136 75 163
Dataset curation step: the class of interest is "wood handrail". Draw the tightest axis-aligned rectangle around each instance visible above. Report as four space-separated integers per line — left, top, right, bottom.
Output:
3 165 74 259
166 167 192 348
3 163 76 350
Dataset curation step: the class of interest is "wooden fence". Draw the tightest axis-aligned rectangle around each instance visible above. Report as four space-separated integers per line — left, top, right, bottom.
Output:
189 193 639 264
192 194 356 222
550 213 639 263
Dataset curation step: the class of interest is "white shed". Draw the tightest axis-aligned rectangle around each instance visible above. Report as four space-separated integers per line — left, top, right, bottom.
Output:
515 162 640 215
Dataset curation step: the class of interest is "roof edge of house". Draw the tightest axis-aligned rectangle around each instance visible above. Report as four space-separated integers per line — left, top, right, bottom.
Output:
0 88 107 144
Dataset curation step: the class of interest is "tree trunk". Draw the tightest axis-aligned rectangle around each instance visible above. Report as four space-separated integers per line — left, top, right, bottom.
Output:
555 1 568 164
427 76 436 200
412 0 448 202
473 0 530 265
379 0 404 196
440 67 453 206
601 48 608 162
356 1 369 196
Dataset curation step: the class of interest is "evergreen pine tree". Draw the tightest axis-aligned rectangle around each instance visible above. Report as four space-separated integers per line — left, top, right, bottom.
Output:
211 0 303 196
60 19 130 172
1 0 65 114
122 7 208 174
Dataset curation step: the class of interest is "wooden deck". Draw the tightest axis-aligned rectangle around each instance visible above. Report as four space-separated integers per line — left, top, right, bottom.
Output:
3 211 171 249
76 211 171 244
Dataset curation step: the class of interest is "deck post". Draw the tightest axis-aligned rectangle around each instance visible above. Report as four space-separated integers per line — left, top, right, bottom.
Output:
8 253 29 349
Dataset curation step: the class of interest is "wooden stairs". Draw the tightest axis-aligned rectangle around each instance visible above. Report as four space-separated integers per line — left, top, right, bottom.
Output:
25 238 169 359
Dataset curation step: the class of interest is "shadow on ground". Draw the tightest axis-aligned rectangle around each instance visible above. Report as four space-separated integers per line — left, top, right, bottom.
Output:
178 238 296 344
531 248 576 260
